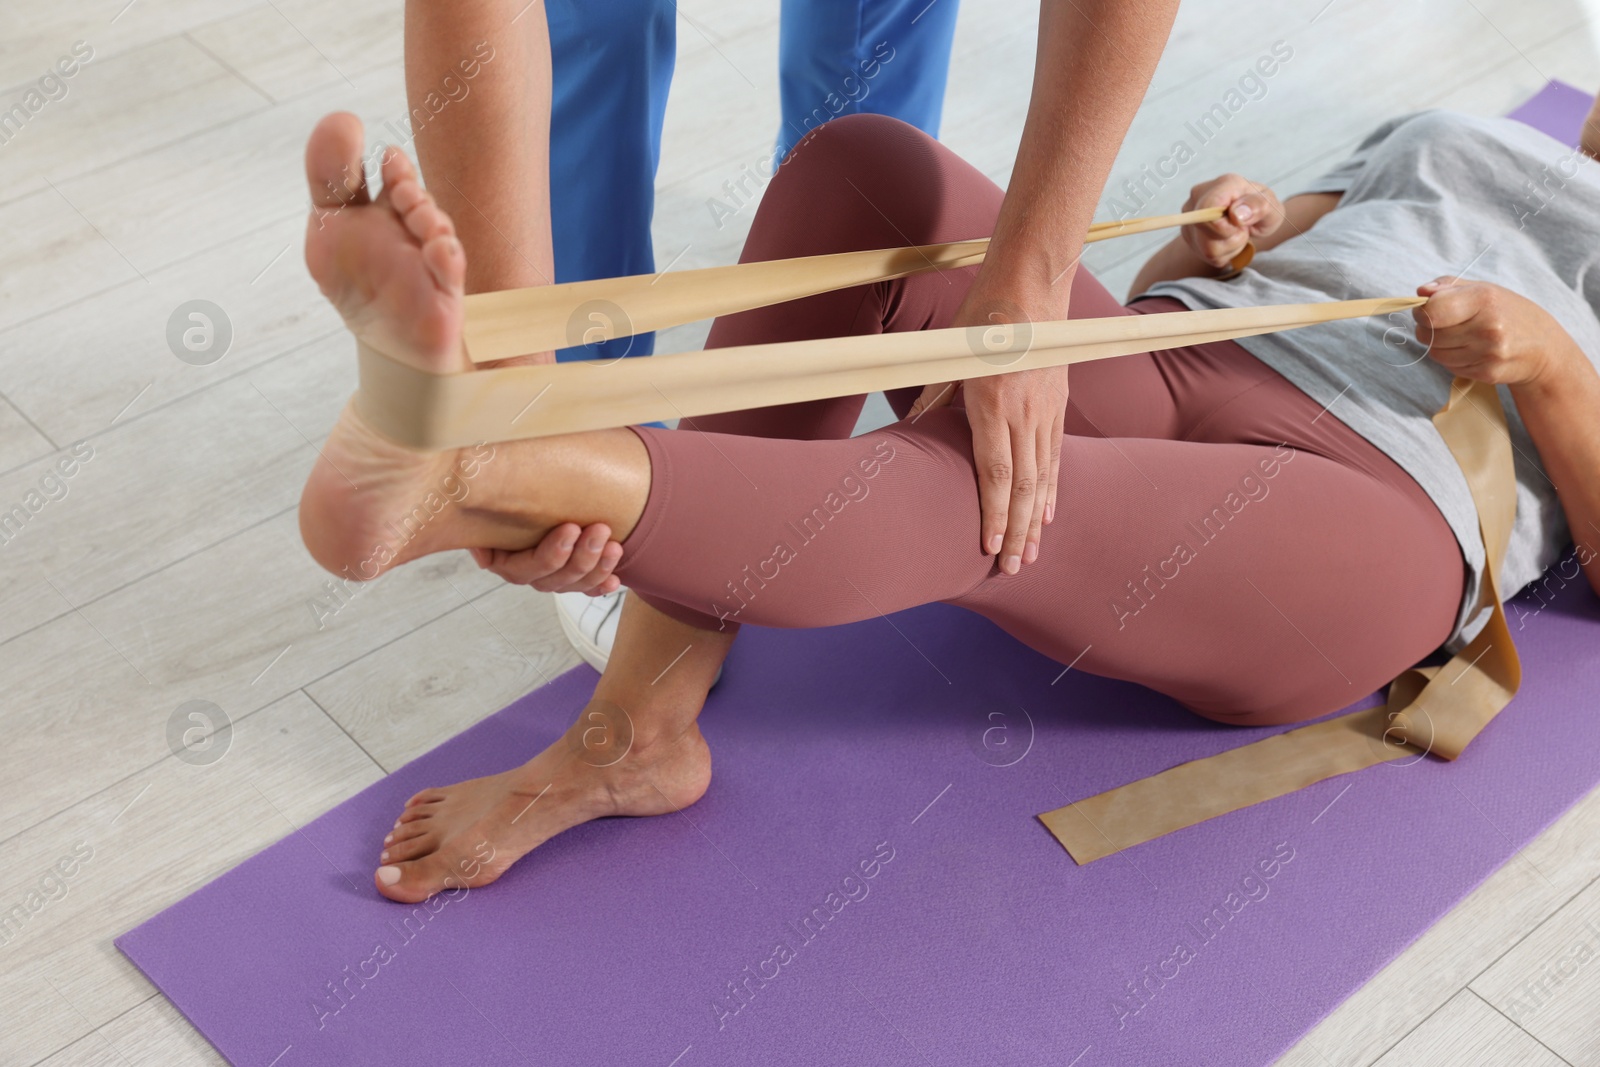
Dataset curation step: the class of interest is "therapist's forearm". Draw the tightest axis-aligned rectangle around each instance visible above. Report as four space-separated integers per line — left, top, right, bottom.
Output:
978 0 1180 308
405 0 555 297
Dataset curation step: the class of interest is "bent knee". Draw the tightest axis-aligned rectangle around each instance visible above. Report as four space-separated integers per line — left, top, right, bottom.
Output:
756 114 996 253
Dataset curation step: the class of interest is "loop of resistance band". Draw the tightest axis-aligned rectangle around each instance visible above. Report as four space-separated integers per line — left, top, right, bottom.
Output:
353 207 1521 864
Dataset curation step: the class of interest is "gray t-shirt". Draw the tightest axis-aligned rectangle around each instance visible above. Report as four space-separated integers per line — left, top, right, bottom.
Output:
1143 110 1600 647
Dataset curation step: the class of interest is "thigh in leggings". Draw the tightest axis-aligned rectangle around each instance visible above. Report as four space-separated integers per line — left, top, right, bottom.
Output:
615 114 1466 726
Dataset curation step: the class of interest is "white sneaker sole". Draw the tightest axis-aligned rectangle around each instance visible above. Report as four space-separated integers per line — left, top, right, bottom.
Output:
554 592 621 673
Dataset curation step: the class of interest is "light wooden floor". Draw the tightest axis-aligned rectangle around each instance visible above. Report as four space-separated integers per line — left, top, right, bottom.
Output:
1 1 1597 1064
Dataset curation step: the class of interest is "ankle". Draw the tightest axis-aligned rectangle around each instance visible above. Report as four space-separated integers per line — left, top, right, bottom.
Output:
565 696 701 766
469 429 651 543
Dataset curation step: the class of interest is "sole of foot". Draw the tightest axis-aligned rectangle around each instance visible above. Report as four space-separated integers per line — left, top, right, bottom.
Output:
297 112 481 579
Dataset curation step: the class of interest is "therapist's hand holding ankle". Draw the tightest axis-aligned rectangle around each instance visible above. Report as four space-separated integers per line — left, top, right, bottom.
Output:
907 0 1181 574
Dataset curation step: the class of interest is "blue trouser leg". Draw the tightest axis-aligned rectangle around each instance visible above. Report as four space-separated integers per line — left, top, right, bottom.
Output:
546 0 676 362
544 0 959 364
775 0 961 162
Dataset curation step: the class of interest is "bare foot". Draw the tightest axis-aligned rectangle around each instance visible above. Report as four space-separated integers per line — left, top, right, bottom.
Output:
294 114 713 902
375 701 712 903
297 112 647 579
297 112 485 578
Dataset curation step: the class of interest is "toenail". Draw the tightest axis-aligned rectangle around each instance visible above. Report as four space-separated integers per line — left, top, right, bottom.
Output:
377 865 402 886
380 850 390 862
384 833 393 844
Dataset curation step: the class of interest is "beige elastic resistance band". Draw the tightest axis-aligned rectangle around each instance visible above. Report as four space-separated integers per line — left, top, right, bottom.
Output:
352 209 1519 863
1038 377 1520 862
459 207 1240 363
357 296 1418 450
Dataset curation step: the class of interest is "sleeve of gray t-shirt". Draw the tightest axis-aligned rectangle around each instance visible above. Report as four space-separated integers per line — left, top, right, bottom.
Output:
1290 114 1417 196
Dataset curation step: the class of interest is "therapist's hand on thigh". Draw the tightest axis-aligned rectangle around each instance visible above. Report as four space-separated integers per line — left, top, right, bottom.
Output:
908 284 1069 576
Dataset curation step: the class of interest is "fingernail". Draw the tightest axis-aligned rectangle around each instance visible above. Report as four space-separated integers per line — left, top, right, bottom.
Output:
987 534 1003 554
377 865 402 886
587 533 605 550
559 537 576 551
1024 543 1038 564
1044 504 1054 524
1002 554 1021 574
1234 203 1253 221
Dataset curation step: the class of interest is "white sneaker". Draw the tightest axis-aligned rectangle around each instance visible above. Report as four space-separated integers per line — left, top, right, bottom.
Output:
554 588 625 672
552 586 724 687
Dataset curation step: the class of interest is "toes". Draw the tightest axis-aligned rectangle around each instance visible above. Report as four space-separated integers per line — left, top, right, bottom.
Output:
388 177 427 217
375 854 460 904
384 822 429 847
421 234 466 295
396 802 441 826
403 199 454 244
379 144 417 189
306 112 369 210
405 789 444 807
380 833 438 864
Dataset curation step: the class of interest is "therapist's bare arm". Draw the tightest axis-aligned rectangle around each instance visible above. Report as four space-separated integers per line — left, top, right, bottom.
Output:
406 0 556 312
911 0 1181 575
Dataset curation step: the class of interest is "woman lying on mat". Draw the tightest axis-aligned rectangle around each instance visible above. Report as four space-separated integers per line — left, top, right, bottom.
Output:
299 101 1600 903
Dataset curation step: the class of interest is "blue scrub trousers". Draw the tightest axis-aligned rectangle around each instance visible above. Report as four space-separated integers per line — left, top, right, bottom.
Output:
545 0 960 361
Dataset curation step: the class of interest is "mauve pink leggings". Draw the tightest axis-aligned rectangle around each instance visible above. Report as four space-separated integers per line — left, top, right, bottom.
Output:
612 114 1466 726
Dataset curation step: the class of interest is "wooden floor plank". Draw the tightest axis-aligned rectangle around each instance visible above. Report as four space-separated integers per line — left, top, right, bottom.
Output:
307 585 580 771
0 34 267 205
1 506 498 836
0 0 256 92
1473 877 1600 1066
1370 990 1569 1067
1279 781 1600 1065
0 692 381 1066
0 212 339 446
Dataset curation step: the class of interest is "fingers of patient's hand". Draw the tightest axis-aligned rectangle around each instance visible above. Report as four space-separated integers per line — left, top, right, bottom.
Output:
1188 186 1249 265
1190 222 1247 267
1231 191 1283 236
1413 278 1478 346
1185 176 1279 265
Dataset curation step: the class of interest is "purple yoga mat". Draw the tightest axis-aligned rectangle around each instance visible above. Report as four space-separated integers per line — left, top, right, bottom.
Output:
119 84 1600 1067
